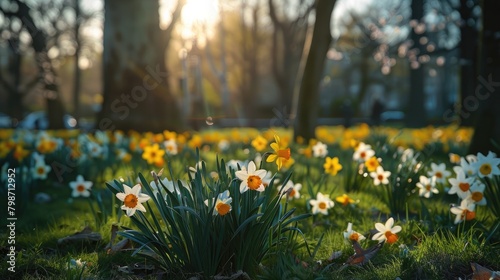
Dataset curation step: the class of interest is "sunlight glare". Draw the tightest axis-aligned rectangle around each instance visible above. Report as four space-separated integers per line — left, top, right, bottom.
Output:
181 0 219 39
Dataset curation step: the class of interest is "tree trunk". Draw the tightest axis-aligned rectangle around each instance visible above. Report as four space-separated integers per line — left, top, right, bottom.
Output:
458 0 479 126
73 0 81 121
13 0 66 129
6 38 24 123
468 0 500 155
97 0 183 132
293 0 336 141
406 0 426 128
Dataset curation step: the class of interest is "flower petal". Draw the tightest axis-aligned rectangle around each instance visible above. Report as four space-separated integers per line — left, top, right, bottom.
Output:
247 161 256 173
116 193 126 201
240 181 248 193
375 222 386 232
391 225 402 234
385 217 394 229
122 184 132 194
136 203 147 213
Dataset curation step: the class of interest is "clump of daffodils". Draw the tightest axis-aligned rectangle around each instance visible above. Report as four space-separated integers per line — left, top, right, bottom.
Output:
447 151 500 223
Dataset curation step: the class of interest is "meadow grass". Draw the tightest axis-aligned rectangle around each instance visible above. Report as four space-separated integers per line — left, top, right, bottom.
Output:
1 125 499 279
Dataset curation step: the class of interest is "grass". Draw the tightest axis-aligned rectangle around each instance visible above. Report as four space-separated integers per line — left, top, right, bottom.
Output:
1 125 499 279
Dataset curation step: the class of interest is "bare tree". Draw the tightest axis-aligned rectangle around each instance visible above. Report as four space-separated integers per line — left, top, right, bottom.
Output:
268 0 314 115
96 0 185 132
468 0 500 155
294 0 336 141
0 0 69 129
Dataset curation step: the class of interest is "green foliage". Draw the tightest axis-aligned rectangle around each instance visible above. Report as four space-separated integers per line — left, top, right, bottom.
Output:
106 155 310 278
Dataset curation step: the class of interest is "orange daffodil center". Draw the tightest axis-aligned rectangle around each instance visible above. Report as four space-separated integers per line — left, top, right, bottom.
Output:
205 190 232 216
459 182 470 192
247 175 263 190
124 194 138 208
216 202 231 216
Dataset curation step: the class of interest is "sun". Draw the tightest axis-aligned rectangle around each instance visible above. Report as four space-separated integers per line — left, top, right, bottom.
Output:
160 0 219 39
182 0 219 26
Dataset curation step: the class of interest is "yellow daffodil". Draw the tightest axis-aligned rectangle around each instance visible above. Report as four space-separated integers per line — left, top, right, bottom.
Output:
336 194 355 206
251 135 268 152
13 145 30 162
142 143 165 165
365 156 380 172
324 156 342 176
266 135 291 170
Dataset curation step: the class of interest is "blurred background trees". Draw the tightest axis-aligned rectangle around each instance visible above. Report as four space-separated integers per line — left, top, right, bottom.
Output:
0 0 496 147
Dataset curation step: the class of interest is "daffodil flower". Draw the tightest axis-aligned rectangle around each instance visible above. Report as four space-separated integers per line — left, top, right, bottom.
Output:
324 156 343 176
372 217 401 244
69 175 93 198
309 192 334 215
116 184 151 216
266 135 291 170
450 199 476 224
427 162 451 183
473 151 500 178
235 161 267 193
416 175 439 198
336 194 356 206
369 166 391 186
343 222 366 242
205 190 232 216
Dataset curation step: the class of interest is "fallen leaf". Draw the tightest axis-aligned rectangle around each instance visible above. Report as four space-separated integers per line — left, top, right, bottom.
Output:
57 226 102 244
471 263 500 280
343 240 384 266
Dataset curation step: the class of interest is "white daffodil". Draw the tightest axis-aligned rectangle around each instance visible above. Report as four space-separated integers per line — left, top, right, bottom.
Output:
370 166 391 186
278 180 302 200
427 162 451 184
353 142 375 162
343 222 366 243
473 151 500 178
32 161 51 180
450 199 476 224
312 141 328 158
150 177 176 195
205 190 232 216
459 157 476 177
371 217 401 244
448 166 475 199
164 139 178 155
416 175 439 198
309 192 334 215
69 175 93 198
218 139 230 152
467 181 487 206
116 184 151 216
235 161 267 193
